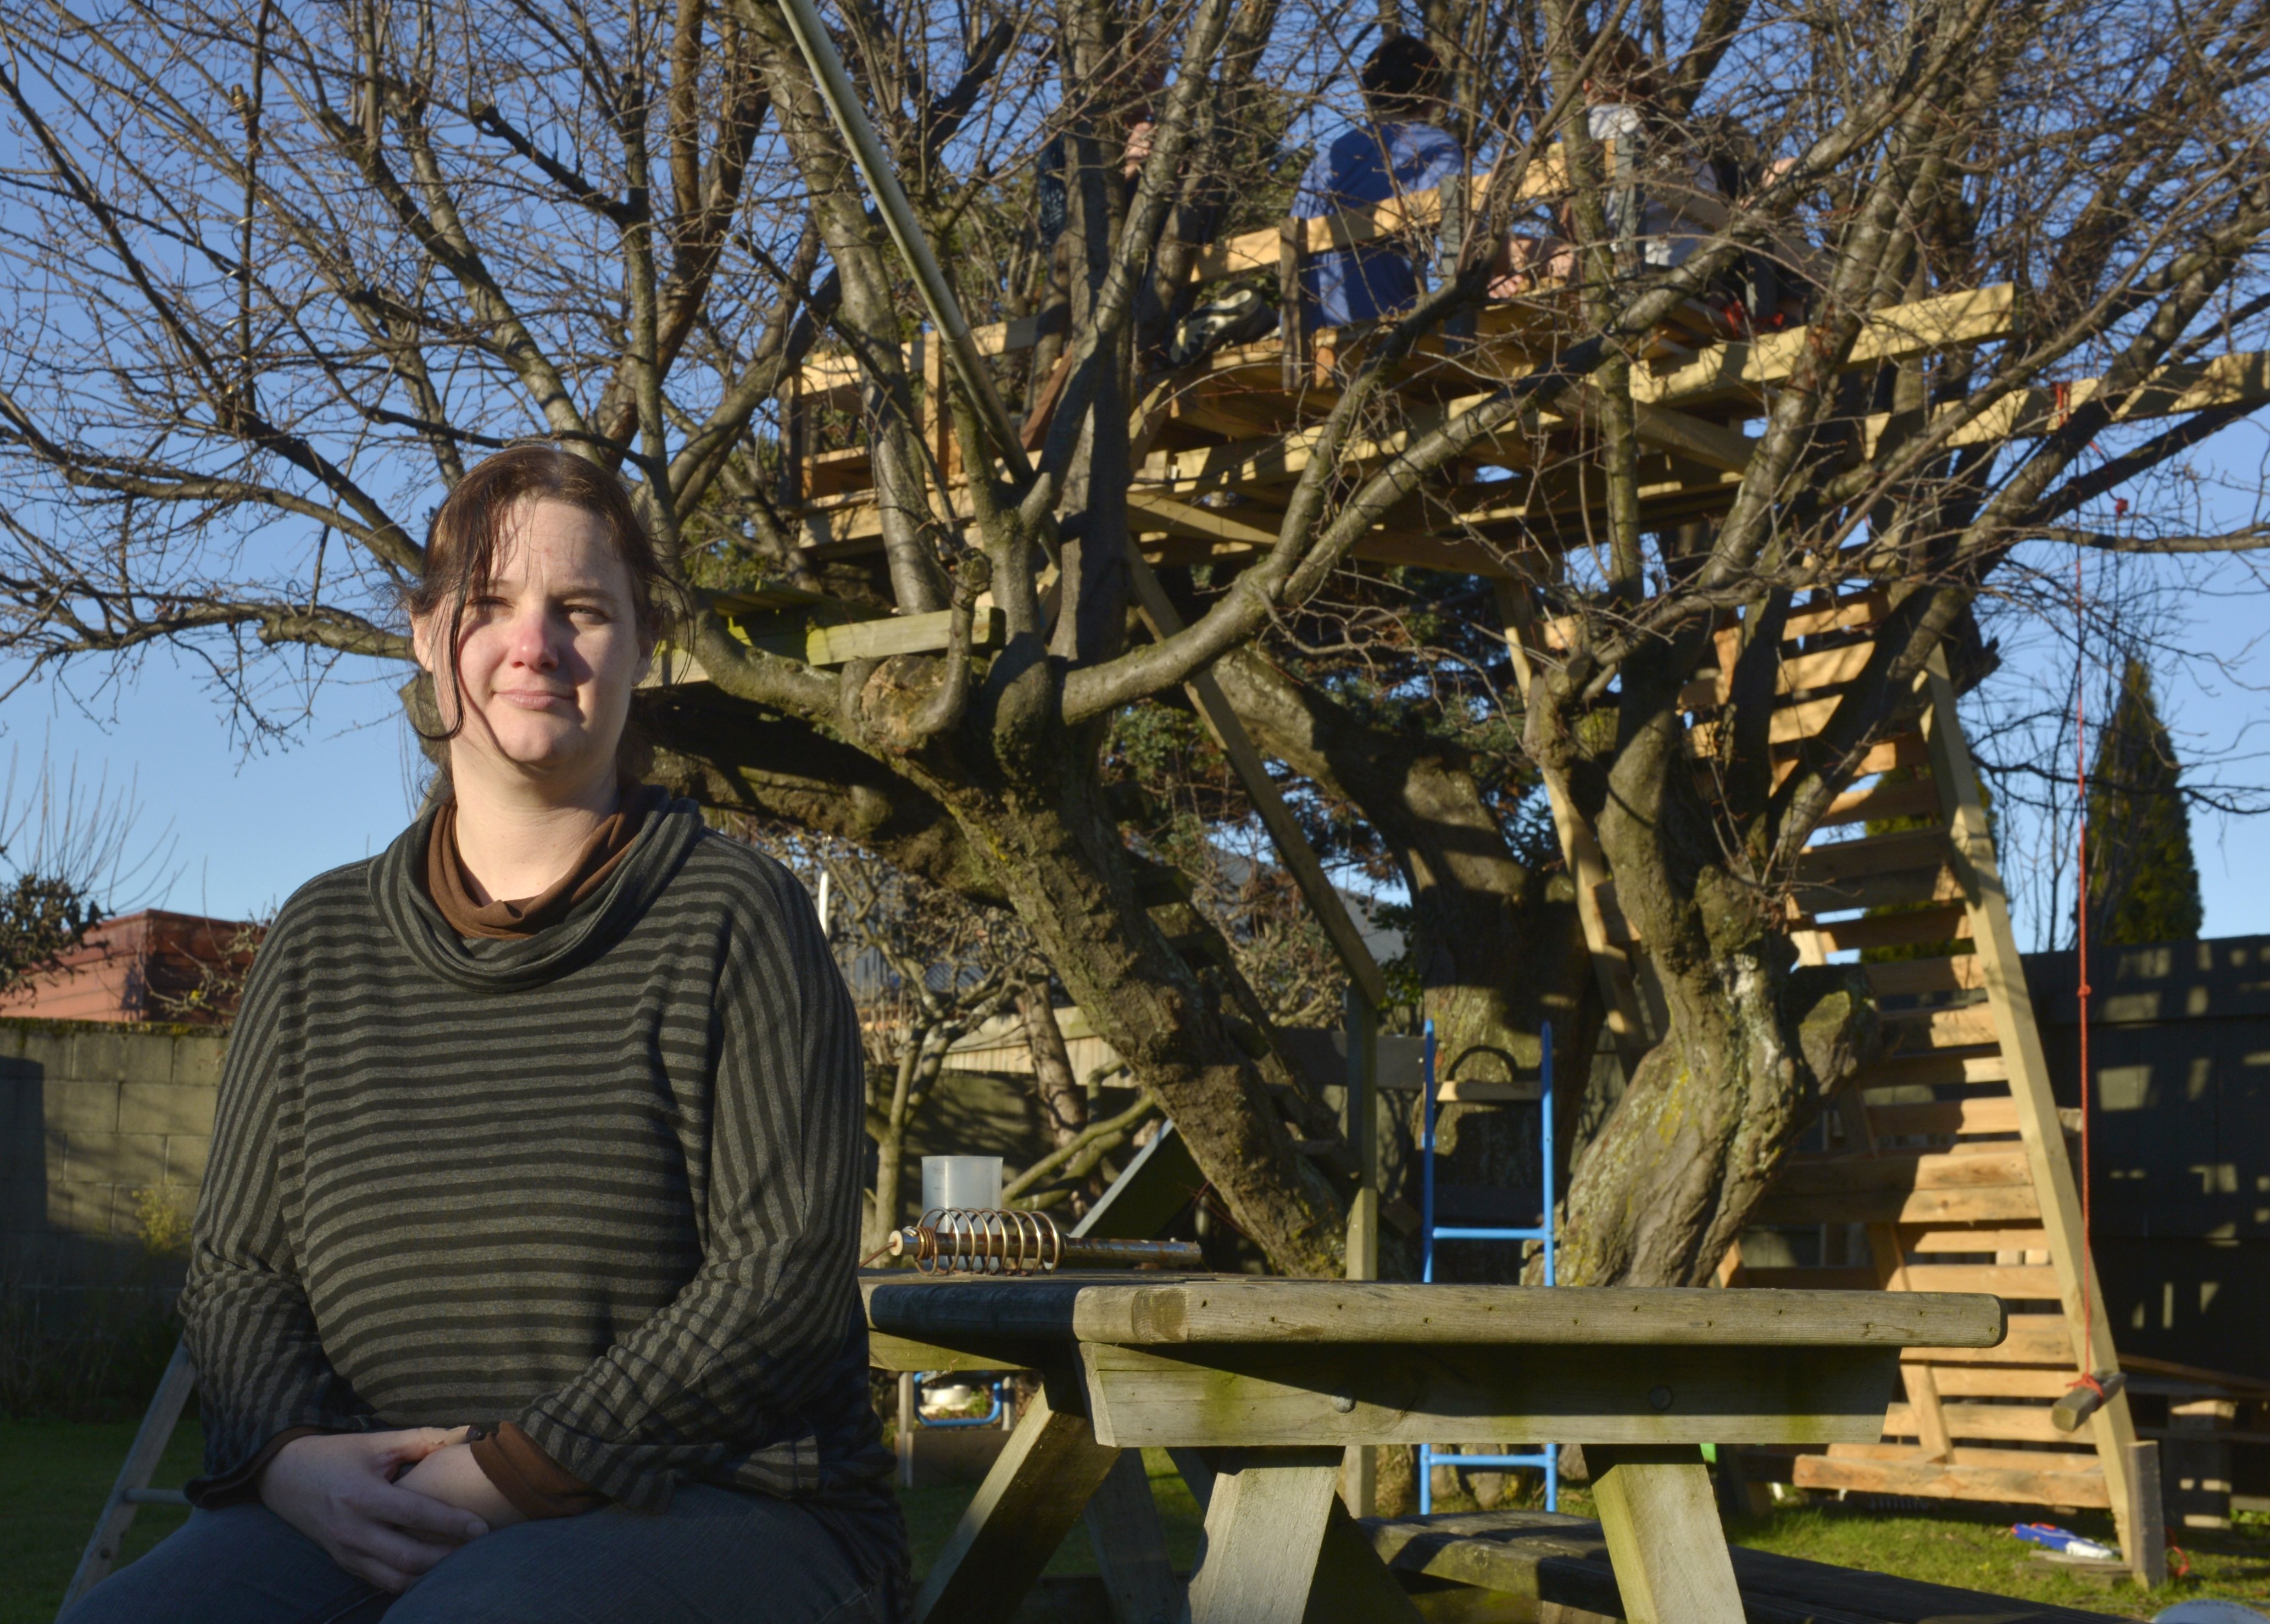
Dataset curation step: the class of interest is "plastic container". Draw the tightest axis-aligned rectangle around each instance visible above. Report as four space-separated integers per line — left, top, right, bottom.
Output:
921 1155 1004 1217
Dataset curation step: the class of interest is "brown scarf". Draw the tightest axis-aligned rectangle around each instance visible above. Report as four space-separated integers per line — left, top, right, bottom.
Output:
425 783 669 939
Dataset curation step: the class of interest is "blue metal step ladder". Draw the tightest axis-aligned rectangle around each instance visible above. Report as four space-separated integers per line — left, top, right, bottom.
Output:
1419 1017 1557 1514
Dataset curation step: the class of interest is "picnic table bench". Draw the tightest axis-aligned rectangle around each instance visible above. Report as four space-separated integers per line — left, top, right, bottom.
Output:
861 1273 2007 1624
1366 1510 2126 1623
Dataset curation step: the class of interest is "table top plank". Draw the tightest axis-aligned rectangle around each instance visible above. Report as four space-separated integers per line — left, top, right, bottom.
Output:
860 1275 2006 1350
1079 1341 1901 1449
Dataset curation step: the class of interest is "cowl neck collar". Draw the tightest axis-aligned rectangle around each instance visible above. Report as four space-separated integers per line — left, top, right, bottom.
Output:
370 793 706 992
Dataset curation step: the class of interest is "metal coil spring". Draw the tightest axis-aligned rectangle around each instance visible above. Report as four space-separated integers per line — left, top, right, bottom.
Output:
901 1206 1064 1274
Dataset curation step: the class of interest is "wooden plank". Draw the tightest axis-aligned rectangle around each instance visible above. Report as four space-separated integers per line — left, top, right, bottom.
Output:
1672 638 1886 716
995 1281 2016 1349
1864 956 1986 998
1184 1448 1342 1624
735 604 1009 666
1808 905 1973 955
1886 1400 2069 1444
1768 695 1844 745
1856 1049 2009 1091
1900 1365 1956 1461
1909 1314 2076 1366
1364 1509 2122 1623
1793 866 1966 916
1901 1225 2049 1254
867 1277 2003 1352
1303 1498 1430 1624
1900 1264 2062 1297
1780 733 1930 782
1792 1453 2111 1508
1631 403 1755 473
1818 777 1943 828
1187 170 1565 285
1920 652 2141 1554
2128 1441 2168 1587
1768 1150 2031 1199
1858 352 2270 459
913 1382 1124 1624
1083 1450 1184 1624
1867 1098 2017 1139
1125 488 1282 550
1882 1004 2000 1051
1633 286 2019 406
1795 829 1951 886
1924 1365 2080 1399
1589 1448 1745 1624
1826 1441 2103 1475
1078 1341 1910 1449
1781 589 1890 641
1754 1184 2041 1226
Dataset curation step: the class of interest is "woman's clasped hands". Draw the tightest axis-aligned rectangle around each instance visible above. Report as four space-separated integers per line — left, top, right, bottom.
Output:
259 1427 522 1594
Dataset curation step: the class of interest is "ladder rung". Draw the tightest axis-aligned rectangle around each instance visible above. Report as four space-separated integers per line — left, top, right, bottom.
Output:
1795 828 1951 885
1864 955 1985 997
1818 777 1941 828
1437 1079 1543 1104
1804 904 1971 954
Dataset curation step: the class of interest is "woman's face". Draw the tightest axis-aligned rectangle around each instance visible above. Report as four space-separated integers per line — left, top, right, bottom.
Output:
413 499 649 794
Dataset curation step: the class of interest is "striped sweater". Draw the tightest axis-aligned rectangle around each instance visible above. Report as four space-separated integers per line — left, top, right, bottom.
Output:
179 797 891 1516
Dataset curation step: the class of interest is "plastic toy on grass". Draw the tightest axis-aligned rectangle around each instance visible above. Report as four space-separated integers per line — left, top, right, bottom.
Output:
2010 1523 2117 1560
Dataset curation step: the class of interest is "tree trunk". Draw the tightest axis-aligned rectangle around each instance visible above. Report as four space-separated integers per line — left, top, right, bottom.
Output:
1214 651 1598 1278
1544 684 1878 1287
1019 977 1096 1215
902 745 1351 1278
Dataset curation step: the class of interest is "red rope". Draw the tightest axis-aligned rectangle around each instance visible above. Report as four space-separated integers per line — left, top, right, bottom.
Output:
2071 553 2096 1386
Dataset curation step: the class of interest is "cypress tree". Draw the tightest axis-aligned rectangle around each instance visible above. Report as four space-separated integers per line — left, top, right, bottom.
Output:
2086 658 2204 945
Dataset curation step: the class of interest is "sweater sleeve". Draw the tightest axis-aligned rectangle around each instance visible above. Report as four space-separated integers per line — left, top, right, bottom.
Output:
508 857 874 1509
179 909 377 1498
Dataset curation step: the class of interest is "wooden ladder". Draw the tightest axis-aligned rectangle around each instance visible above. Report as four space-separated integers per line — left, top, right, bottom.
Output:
59 1337 194 1615
1505 585 2166 1577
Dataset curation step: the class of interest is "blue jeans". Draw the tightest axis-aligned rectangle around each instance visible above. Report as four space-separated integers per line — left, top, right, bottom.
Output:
62 1486 895 1624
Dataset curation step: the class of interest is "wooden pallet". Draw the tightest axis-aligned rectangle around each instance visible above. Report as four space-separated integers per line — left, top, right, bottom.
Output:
1505 585 2161 1571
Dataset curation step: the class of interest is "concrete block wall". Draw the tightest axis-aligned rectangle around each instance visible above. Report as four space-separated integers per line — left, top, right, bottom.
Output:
0 1016 227 1294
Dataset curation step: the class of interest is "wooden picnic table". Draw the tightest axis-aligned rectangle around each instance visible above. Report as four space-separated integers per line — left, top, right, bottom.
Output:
862 1273 2006 1624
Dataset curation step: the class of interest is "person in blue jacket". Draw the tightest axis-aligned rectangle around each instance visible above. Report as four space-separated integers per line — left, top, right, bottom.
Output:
1291 36 1464 330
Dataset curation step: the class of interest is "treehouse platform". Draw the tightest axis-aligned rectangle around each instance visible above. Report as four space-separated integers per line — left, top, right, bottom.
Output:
683 174 2270 1571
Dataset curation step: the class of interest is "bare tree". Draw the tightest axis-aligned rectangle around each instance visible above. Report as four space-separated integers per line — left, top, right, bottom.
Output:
0 756 166 990
0 0 2265 1282
739 822 1031 1254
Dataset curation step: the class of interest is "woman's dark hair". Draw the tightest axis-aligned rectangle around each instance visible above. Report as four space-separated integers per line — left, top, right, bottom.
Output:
408 443 670 775
1360 36 1445 124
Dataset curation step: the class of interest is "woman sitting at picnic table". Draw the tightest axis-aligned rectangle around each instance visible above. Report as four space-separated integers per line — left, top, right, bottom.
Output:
65 444 900 1624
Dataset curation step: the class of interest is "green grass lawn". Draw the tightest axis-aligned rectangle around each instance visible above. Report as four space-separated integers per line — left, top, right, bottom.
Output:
3 1417 203 1624
10 1422 2268 1623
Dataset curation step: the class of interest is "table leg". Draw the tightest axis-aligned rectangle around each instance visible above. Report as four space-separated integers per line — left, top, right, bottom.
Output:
1587 1445 1744 1624
1184 1448 1344 1624
913 1382 1122 1624
1174 1449 1425 1624
1084 1450 1183 1624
